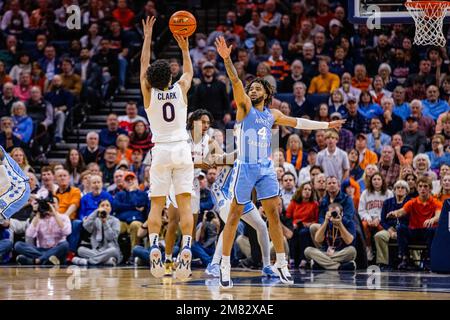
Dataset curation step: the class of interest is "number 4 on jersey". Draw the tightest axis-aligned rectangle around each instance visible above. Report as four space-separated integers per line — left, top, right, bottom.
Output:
257 127 267 140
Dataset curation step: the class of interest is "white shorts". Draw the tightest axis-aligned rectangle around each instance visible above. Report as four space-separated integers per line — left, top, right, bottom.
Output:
149 141 194 197
168 190 200 214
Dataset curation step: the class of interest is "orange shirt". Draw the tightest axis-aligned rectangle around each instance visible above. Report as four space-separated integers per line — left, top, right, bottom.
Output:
308 73 340 94
351 77 372 91
286 201 319 226
116 148 133 164
55 186 82 220
359 149 378 170
403 196 442 229
435 193 450 203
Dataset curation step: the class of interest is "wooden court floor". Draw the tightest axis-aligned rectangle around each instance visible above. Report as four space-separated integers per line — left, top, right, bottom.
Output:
1 266 450 300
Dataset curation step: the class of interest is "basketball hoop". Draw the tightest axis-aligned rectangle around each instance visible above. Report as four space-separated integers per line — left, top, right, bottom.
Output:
405 0 450 46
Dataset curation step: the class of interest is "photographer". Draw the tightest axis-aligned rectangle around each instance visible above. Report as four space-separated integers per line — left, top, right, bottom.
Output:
304 203 357 270
14 196 71 265
72 199 121 266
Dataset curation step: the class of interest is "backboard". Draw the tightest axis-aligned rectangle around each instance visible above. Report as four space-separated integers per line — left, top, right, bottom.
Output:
348 0 446 24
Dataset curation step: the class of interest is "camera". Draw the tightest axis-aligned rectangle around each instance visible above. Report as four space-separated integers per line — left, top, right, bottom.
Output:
205 211 215 222
331 211 339 219
98 210 107 219
37 194 54 217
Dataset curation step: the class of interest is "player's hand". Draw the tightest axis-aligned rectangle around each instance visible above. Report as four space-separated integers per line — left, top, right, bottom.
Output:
328 119 346 130
215 36 232 60
142 16 156 38
173 34 189 51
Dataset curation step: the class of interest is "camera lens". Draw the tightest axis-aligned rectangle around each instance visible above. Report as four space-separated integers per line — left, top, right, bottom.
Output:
331 211 338 218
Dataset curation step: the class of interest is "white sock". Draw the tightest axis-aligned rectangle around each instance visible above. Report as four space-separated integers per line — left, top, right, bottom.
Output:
276 253 287 266
149 233 159 247
165 254 172 262
182 235 192 248
212 233 223 265
221 255 230 266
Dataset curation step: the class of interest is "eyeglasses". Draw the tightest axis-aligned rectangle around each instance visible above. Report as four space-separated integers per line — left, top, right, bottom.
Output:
417 185 429 189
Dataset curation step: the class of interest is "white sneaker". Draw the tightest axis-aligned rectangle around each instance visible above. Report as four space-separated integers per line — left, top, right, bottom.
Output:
366 247 374 261
273 262 294 285
105 257 117 267
72 257 87 266
219 263 233 289
174 247 192 280
149 245 165 278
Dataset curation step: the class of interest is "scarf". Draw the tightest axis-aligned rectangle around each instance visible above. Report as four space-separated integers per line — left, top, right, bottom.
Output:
286 149 302 171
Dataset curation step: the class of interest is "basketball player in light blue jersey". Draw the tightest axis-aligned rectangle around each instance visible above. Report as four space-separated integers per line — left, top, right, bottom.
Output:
206 151 275 278
215 36 345 288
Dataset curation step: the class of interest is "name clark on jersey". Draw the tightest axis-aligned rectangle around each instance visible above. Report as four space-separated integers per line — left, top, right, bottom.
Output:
157 92 177 100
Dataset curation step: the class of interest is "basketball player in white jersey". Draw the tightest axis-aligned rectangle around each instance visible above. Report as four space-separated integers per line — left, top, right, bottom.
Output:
140 17 194 280
164 109 223 276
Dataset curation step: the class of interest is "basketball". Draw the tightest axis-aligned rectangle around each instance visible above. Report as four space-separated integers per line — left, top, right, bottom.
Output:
169 10 197 37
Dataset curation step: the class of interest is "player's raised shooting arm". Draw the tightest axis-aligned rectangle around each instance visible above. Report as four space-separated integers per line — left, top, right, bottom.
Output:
215 36 251 120
271 109 346 130
174 35 193 105
140 16 156 109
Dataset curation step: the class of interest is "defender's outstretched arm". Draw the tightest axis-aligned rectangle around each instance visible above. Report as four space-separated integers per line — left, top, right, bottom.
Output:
215 36 251 121
272 108 346 130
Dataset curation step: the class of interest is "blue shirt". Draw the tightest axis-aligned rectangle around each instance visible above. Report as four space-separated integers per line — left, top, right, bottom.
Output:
236 106 274 163
367 133 392 155
422 99 450 121
99 128 128 148
358 103 384 120
79 191 114 220
425 151 450 170
12 115 33 143
393 102 411 121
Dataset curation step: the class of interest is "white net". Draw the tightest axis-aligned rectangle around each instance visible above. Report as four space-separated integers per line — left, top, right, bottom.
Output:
405 0 450 47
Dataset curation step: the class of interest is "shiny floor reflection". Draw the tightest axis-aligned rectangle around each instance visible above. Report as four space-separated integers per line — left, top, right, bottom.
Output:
1 266 449 300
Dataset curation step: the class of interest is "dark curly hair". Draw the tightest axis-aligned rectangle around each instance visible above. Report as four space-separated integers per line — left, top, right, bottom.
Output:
146 59 172 90
245 78 274 106
187 109 214 130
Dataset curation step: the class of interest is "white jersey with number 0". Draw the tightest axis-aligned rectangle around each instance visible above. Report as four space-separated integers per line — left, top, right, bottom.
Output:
146 82 189 143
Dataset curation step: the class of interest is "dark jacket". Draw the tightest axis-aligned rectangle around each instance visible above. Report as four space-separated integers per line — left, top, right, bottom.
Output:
113 189 150 223
44 87 74 110
319 191 356 226
99 127 128 147
380 196 410 230
191 79 230 120
79 146 105 165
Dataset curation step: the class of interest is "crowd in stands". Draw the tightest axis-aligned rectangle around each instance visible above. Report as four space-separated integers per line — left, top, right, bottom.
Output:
1 0 450 272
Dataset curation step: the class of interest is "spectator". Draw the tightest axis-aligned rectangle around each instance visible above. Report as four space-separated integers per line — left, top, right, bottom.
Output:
279 60 308 93
236 48 258 77
13 71 32 102
99 146 119 187
308 59 340 94
299 42 318 80
72 199 121 266
392 86 411 121
358 163 379 192
75 48 102 103
9 52 31 84
64 149 86 187
305 202 356 270
352 64 372 91
129 120 154 155
206 168 217 189
39 45 59 81
0 82 17 118
129 149 145 184
387 176 442 270
315 103 330 122
286 134 306 171
0 224 12 264
343 94 369 134
116 134 133 164
107 169 127 196
245 10 267 37
401 116 428 154
198 210 219 253
338 72 361 103
36 166 58 199
80 23 103 56
286 181 319 268
190 33 207 69
298 149 318 184
378 146 400 189
378 62 399 91
422 85 450 121
26 86 53 154
11 101 33 143
0 0 29 36
265 42 290 81
287 82 314 118
439 113 450 148
435 174 450 202
355 133 378 170
80 131 105 165
391 133 414 166
329 45 353 77
112 0 135 30
280 172 296 210
367 117 391 155
359 173 393 261
273 149 297 179
375 180 410 269
312 129 327 151
313 172 327 202
78 174 114 221
54 168 82 256
348 148 364 181
289 20 313 55
10 147 32 173
406 59 436 87
169 58 182 83
413 154 438 180
191 62 230 128
380 96 403 136
0 116 29 153
260 0 282 28
404 173 419 198
426 134 450 170
358 90 383 120
113 172 150 251
316 130 349 182
59 58 82 98
330 112 354 152
409 100 435 139
92 39 119 96
118 101 148 133
99 113 128 147
15 196 70 266
328 89 347 116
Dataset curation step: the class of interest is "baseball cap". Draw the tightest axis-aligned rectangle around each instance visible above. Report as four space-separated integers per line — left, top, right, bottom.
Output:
330 112 342 120
347 94 357 102
116 160 129 171
202 61 215 69
356 133 367 140
329 19 343 28
406 116 418 122
124 171 137 180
